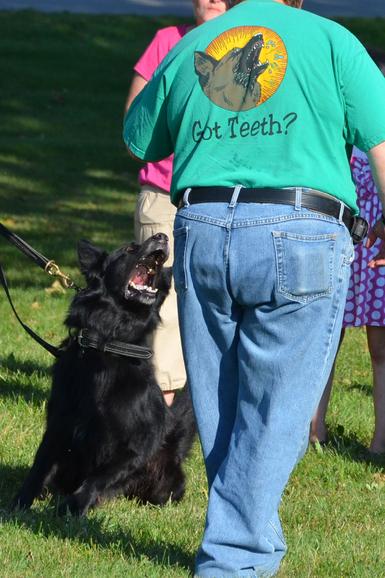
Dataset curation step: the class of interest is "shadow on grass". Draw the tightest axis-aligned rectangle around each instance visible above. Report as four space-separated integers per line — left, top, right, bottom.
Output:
0 354 50 376
314 425 385 469
0 380 49 405
347 382 372 396
0 11 161 274
0 354 50 404
0 464 30 509
0 463 194 575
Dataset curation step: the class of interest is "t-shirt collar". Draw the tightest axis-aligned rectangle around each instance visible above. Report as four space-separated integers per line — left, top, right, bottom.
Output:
243 0 284 4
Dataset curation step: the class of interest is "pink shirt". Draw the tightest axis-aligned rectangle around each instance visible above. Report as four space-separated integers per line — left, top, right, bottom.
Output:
134 25 190 193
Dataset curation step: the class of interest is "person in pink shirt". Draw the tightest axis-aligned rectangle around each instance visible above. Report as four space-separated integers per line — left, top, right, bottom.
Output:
125 0 228 406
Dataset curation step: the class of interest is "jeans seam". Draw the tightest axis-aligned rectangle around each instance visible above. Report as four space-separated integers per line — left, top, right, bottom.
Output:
173 225 189 294
177 210 227 227
319 243 351 381
268 521 286 549
179 209 348 229
232 213 345 227
224 228 231 272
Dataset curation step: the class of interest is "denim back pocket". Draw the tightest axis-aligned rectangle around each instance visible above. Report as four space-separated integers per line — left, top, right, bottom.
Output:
273 231 336 303
173 225 189 294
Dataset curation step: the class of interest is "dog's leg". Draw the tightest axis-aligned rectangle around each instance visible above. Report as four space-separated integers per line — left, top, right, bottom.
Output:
145 454 186 506
12 432 58 511
58 458 143 516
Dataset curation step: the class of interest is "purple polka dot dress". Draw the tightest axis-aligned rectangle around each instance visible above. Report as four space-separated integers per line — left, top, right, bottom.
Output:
343 147 385 327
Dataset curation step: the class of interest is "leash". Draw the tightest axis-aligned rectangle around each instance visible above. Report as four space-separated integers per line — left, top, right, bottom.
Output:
0 265 61 358
0 220 80 357
0 221 80 291
0 222 153 361
0 264 152 359
0 267 153 361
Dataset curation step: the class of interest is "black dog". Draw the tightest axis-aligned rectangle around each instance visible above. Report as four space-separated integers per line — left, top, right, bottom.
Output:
12 233 195 516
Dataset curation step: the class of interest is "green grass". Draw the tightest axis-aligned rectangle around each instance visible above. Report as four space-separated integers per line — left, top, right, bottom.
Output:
0 11 385 578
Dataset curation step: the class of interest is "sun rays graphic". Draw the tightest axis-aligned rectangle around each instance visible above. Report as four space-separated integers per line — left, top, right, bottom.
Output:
205 26 288 106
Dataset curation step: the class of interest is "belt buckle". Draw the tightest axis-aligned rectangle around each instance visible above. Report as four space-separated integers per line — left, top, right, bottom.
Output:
77 329 87 348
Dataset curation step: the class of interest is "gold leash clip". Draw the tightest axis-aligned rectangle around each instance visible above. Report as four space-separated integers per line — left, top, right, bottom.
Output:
44 260 76 290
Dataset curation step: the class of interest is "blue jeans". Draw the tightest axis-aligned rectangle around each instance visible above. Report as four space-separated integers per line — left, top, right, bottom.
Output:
173 190 354 578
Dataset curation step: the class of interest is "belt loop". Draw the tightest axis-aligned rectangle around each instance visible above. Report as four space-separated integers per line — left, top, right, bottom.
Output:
182 187 192 207
338 201 344 223
295 187 302 211
229 185 243 208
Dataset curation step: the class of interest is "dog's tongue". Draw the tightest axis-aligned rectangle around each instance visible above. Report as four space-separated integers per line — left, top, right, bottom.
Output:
132 265 149 285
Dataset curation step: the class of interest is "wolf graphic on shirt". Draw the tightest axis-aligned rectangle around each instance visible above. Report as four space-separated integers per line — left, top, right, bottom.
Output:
194 33 269 111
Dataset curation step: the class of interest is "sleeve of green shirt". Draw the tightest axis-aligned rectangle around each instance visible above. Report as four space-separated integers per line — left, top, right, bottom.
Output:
340 31 385 152
123 68 174 162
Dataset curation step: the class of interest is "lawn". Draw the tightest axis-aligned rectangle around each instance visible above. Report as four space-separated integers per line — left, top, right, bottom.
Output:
0 10 385 578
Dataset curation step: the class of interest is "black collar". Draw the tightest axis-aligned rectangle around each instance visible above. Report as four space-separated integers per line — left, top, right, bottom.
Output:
77 328 152 360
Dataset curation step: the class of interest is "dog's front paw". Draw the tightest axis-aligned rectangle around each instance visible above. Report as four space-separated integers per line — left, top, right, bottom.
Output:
58 495 87 517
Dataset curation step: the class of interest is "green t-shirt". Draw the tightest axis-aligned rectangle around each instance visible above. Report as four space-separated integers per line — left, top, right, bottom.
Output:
124 0 385 211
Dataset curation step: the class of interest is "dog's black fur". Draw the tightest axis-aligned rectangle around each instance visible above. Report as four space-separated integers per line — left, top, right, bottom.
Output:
12 233 195 516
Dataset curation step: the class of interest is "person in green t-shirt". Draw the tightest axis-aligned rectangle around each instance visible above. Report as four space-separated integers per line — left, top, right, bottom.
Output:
124 0 385 576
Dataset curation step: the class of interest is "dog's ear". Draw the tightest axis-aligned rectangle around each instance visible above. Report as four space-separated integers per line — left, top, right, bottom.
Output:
126 242 140 253
77 239 107 279
194 51 216 86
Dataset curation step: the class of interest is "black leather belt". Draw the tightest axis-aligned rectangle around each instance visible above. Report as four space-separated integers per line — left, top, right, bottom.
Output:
178 186 355 231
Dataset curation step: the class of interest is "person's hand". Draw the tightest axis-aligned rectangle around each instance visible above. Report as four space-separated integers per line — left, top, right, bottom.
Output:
366 218 385 268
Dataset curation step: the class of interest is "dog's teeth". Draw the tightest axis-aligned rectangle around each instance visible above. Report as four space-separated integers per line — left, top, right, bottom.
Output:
144 285 158 293
128 281 158 294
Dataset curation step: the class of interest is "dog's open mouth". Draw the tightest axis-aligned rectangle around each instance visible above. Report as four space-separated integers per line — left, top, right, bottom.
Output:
234 33 269 88
125 249 167 299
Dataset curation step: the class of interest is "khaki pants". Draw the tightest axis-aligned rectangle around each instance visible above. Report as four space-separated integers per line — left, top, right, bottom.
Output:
134 185 186 391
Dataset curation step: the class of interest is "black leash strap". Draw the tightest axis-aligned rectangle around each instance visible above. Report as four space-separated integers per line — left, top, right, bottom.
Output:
0 264 60 358
0 268 152 360
0 222 151 360
0 221 79 290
